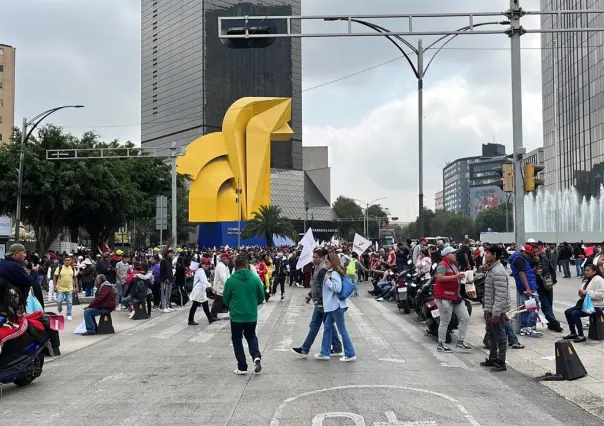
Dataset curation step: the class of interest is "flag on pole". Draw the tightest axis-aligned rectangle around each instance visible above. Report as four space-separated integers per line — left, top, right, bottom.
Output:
352 233 371 256
296 228 316 270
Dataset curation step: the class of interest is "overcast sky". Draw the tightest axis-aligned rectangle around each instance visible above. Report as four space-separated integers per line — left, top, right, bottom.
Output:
2 0 545 221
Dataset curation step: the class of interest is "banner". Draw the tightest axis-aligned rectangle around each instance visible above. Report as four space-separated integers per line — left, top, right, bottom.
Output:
352 233 371 256
296 228 316 270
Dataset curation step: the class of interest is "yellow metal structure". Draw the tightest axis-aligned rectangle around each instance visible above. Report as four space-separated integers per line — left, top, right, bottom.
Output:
524 163 545 192
176 97 293 222
501 163 514 193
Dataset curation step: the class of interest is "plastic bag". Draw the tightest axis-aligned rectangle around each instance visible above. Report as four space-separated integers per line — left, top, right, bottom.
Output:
73 321 87 334
583 294 596 314
26 293 43 314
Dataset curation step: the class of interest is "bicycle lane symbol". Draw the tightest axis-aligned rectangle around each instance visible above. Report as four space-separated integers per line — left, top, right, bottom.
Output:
270 385 481 426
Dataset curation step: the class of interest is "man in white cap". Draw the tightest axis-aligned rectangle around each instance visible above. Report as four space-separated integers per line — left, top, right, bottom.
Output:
433 246 472 353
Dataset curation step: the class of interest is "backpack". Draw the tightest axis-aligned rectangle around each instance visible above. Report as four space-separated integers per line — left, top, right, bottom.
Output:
338 275 356 301
346 259 357 276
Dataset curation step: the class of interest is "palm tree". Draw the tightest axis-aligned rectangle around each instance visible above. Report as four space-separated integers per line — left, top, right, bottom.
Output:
241 205 298 247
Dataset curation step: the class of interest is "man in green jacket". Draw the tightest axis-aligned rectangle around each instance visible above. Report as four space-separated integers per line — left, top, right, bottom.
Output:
223 254 266 375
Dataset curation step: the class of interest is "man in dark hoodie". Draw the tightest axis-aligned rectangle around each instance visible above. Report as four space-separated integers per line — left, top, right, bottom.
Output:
223 254 265 375
290 248 343 357
81 274 117 336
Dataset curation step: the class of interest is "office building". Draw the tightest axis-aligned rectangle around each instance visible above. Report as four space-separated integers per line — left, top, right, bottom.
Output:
434 191 444 211
443 143 506 216
141 0 302 170
523 147 545 167
0 44 15 145
541 1 604 198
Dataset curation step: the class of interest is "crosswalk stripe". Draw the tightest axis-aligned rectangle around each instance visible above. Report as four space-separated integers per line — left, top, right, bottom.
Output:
121 311 174 336
257 299 279 335
273 294 304 351
152 320 190 339
347 299 404 362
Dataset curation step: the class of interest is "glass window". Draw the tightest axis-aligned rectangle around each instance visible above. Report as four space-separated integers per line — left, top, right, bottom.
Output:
0 48 3 55
0 99 3 106
0 65 3 72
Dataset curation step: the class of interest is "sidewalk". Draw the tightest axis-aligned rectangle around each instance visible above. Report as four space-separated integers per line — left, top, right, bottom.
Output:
463 302 604 421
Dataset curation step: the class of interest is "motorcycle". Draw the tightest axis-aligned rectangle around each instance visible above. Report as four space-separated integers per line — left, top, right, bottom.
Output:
420 265 472 343
395 260 415 314
0 334 49 387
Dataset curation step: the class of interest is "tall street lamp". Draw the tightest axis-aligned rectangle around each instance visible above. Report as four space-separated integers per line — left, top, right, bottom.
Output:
15 105 85 241
324 19 508 234
353 197 386 239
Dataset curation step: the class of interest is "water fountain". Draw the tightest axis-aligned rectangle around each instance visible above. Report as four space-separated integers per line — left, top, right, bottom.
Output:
484 184 604 243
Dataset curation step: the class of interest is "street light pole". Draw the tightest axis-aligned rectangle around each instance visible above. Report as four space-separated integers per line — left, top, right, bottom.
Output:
15 104 84 241
170 142 178 247
417 38 425 233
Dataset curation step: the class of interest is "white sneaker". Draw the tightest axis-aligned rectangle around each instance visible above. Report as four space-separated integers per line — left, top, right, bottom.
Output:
129 311 135 319
168 308 174 312
233 369 248 375
340 356 357 362
314 353 330 360
116 306 122 312
162 309 170 313
66 316 72 321
376 297 384 302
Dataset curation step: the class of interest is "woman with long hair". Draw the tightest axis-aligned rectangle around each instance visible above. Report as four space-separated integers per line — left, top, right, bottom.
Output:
316 251 356 362
564 263 604 342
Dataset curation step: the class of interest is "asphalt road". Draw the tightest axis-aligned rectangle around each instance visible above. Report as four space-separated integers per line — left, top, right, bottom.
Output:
2 285 603 426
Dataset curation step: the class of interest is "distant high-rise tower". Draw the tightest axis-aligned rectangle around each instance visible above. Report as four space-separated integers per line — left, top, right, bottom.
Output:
0 44 15 145
140 0 302 171
541 0 604 198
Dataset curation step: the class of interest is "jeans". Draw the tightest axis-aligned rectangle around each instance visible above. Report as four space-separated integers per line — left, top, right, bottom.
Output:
231 321 261 371
564 306 599 336
84 307 110 332
485 317 507 362
505 320 518 344
560 260 571 278
82 281 94 297
115 282 123 305
519 292 540 328
537 286 558 325
56 291 73 316
160 280 171 309
378 285 393 299
321 307 355 358
576 260 584 277
434 299 469 344
301 305 342 354
189 300 212 323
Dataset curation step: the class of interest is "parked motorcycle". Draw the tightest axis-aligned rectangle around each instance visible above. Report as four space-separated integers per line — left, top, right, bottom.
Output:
0 334 49 387
395 260 415 314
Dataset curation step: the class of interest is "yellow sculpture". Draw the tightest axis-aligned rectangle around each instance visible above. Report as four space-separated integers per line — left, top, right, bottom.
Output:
176 97 293 222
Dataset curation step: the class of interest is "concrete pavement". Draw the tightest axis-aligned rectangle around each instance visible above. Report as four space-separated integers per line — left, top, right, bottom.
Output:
1 285 602 425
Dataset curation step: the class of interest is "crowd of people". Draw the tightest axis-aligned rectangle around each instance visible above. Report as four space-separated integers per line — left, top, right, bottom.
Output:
1 236 603 375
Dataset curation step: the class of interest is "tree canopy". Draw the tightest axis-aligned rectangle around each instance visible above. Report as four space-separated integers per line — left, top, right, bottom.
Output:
241 205 298 247
0 125 188 253
332 196 389 240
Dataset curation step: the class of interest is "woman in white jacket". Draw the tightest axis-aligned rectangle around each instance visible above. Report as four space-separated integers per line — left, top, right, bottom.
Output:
188 258 214 325
564 263 604 342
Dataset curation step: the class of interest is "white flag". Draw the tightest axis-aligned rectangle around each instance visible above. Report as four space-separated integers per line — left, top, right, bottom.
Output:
296 228 316 270
352 233 371 256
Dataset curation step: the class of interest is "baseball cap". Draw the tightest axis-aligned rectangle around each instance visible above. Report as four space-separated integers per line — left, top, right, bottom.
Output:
521 244 533 253
220 252 230 259
7 243 26 255
441 246 457 256
419 237 428 243
526 238 536 243
200 258 210 265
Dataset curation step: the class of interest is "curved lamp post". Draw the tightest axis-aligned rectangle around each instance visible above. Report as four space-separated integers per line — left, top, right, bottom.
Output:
15 105 85 241
324 19 508 234
352 197 387 238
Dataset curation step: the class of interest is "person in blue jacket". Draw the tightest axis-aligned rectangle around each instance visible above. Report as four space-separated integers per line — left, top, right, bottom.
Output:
509 244 542 337
0 243 38 300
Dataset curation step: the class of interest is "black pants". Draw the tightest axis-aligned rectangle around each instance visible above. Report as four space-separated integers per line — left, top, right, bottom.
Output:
485 317 507 363
189 300 212 322
231 321 261 371
32 283 44 310
272 275 285 295
146 294 153 316
152 281 161 307
210 295 224 318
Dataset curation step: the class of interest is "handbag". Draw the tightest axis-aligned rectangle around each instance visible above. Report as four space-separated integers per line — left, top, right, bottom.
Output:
541 274 554 290
338 276 356 301
26 291 43 314
583 294 596 314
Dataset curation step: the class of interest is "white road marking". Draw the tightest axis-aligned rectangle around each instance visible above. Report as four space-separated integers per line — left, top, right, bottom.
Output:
378 358 406 363
369 299 470 370
374 411 437 425
152 321 190 339
121 312 174 336
257 299 279 335
312 412 366 426
273 294 303 351
270 385 481 426
347 299 405 362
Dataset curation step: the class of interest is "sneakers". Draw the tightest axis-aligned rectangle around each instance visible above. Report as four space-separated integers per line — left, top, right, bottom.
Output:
520 327 543 337
188 321 199 326
162 309 170 313
480 358 497 367
376 297 384 302
291 347 308 357
437 343 452 353
314 353 330 360
330 350 343 357
280 295 284 301
490 363 507 372
254 358 262 374
66 316 72 321
456 341 473 352
233 369 248 375
128 311 135 319
340 356 357 362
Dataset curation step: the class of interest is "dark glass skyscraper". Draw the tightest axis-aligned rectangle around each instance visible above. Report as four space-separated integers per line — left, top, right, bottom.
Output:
141 0 302 170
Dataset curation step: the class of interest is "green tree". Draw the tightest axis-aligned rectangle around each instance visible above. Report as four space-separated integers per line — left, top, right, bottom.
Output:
241 205 298 247
332 196 364 241
366 203 390 240
429 210 474 241
474 204 513 236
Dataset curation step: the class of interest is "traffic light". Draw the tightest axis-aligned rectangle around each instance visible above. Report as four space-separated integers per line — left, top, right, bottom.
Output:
525 163 545 192
497 163 514 192
221 19 277 49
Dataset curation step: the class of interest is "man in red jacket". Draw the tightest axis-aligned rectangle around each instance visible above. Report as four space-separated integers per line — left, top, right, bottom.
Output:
82 274 117 336
434 246 472 353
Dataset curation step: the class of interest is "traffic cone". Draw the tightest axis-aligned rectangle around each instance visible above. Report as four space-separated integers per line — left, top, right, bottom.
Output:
555 340 587 380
